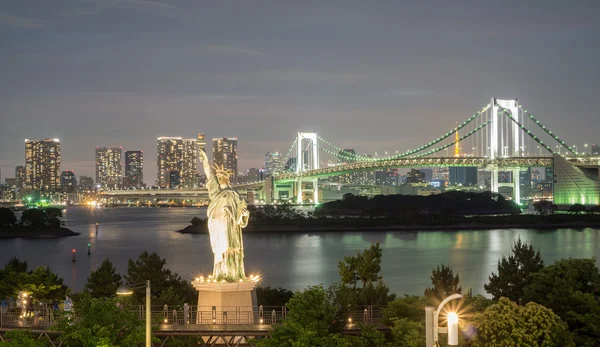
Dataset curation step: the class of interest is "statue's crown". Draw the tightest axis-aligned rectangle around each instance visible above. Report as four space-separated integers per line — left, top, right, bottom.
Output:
212 163 233 177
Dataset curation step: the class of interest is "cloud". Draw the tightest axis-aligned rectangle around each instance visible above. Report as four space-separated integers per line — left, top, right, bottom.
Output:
387 89 435 97
0 12 42 28
207 45 265 57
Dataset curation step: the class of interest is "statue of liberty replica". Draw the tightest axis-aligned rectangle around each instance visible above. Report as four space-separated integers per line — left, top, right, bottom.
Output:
199 149 250 281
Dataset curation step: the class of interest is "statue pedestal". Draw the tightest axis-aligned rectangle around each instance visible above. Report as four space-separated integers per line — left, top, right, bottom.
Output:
193 281 258 308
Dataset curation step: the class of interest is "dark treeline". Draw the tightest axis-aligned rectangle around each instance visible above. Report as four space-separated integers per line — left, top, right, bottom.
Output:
315 191 520 217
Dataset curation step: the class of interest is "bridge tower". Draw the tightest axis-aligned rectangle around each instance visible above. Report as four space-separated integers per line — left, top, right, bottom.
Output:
490 98 522 204
296 132 319 204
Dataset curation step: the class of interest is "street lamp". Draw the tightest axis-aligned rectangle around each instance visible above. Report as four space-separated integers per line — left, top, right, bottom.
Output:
116 280 151 347
425 293 463 346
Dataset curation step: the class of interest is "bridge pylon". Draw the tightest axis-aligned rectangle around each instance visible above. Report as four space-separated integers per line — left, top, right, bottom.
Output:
490 98 522 205
296 132 319 204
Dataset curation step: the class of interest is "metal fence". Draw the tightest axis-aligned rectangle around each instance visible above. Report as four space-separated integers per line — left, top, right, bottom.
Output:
0 305 384 331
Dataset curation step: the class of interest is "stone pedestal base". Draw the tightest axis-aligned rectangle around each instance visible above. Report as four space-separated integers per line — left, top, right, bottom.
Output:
193 281 258 308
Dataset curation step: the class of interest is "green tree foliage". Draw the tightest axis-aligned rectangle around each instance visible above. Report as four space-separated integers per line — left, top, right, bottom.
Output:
523 258 600 346
0 258 66 302
335 243 394 309
389 318 425 347
470 297 574 347
383 295 428 324
84 259 122 298
424 264 462 302
589 205 600 214
253 285 342 347
0 330 48 347
568 203 587 214
484 237 544 303
0 207 17 228
124 251 196 305
256 286 294 307
533 199 557 216
56 295 147 347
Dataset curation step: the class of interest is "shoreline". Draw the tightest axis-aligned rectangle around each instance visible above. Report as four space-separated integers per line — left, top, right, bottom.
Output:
0 227 80 239
177 221 600 234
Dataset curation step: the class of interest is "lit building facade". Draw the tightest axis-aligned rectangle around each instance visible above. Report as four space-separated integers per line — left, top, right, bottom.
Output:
449 167 478 186
25 138 61 191
157 137 197 188
265 152 283 176
15 166 25 189
124 151 144 188
96 147 122 189
212 137 238 183
79 176 94 190
592 144 599 155
60 170 77 193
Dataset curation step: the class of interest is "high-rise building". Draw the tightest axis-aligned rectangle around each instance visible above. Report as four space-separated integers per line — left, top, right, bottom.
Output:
124 151 144 189
60 170 77 193
96 147 122 189
15 166 25 189
376 169 399 186
157 137 198 188
265 152 283 176
25 138 61 191
247 168 260 182
79 176 94 190
592 144 599 155
405 169 426 184
449 167 478 186
212 137 238 183
168 170 180 189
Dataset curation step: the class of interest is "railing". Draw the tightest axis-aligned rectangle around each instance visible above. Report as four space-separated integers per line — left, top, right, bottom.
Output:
0 305 384 332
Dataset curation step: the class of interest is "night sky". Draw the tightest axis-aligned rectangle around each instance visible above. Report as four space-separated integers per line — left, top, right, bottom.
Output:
1 0 599 182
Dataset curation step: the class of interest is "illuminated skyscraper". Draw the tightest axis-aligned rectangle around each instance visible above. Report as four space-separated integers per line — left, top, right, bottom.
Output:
124 151 144 188
25 138 61 191
212 137 238 183
592 144 599 155
265 152 283 176
79 176 94 190
15 166 25 189
95 147 122 189
157 137 197 188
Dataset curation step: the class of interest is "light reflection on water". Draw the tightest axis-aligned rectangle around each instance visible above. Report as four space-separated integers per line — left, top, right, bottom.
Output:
0 206 598 295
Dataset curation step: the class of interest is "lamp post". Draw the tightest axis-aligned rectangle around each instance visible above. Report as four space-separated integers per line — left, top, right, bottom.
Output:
425 293 463 346
117 280 151 347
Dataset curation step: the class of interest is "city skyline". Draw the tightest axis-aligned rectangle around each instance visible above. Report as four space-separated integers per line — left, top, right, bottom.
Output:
1 1 600 181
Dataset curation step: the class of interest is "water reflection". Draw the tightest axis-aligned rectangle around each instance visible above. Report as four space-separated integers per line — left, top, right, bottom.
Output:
0 207 598 295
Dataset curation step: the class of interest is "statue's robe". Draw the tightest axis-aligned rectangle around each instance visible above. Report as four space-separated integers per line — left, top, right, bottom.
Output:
206 174 249 280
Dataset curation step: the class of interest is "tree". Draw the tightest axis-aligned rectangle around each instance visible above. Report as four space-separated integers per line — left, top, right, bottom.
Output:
485 237 544 303
124 251 196 305
190 216 203 227
56 295 148 347
424 264 462 302
338 243 382 289
0 330 47 347
20 209 48 229
533 199 557 216
254 285 344 347
84 259 122 298
589 205 600 214
523 258 600 346
21 266 68 303
44 207 63 228
470 297 574 347
383 295 428 324
0 207 17 228
568 203 587 214
389 318 425 347
0 257 29 300
256 286 294 307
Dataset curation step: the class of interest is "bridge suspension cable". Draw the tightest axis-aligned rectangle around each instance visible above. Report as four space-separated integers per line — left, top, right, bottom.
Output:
519 106 577 155
496 106 555 154
282 137 298 172
415 120 491 157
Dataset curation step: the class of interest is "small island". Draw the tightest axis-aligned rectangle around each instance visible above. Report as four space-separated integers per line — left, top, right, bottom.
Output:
176 191 600 234
0 207 79 239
